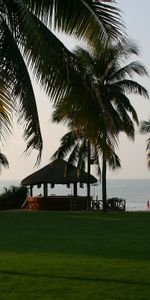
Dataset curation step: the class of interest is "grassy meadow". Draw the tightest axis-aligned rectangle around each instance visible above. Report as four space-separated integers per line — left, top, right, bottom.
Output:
0 210 150 299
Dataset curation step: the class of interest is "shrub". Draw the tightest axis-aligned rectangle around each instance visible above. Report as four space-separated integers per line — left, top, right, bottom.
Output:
0 185 28 210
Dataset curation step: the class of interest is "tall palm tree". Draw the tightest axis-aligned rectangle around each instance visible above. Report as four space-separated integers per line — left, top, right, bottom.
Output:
52 40 149 212
0 1 123 163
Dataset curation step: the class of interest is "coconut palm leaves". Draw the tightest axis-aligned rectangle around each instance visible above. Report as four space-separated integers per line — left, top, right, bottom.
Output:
53 41 148 142
24 0 122 44
0 0 123 163
53 40 149 146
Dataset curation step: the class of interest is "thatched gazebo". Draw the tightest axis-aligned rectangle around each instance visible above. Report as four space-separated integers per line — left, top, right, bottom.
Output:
21 159 97 210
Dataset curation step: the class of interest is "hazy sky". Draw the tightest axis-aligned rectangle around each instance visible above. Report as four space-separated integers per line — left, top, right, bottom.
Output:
2 0 150 180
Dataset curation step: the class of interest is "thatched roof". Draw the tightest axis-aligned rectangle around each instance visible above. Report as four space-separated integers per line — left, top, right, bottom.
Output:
21 159 97 186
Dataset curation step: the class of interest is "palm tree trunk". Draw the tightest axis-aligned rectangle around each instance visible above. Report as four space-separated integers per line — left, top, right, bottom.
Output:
102 152 107 212
87 140 91 210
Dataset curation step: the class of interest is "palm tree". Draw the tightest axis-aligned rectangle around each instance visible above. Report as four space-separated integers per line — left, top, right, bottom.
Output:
0 1 123 163
140 120 150 167
52 40 149 212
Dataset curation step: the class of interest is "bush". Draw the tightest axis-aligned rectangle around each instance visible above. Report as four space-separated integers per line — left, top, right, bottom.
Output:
0 185 28 210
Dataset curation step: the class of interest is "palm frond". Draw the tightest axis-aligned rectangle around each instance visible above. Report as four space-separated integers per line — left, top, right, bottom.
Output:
0 20 43 163
139 121 150 165
19 12 85 104
110 61 149 82
108 150 121 170
117 80 149 99
140 120 150 135
77 158 86 177
0 152 9 174
113 102 135 139
0 77 12 143
95 156 101 181
110 90 139 124
106 131 119 149
51 131 78 160
65 144 80 177
147 152 150 168
74 47 95 64
115 39 140 60
26 0 123 44
146 138 150 151
76 140 88 176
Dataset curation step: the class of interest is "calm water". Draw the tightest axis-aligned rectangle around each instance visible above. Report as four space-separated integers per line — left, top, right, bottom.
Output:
0 179 150 211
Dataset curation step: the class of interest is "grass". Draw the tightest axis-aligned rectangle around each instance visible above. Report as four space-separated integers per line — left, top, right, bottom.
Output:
0 210 150 299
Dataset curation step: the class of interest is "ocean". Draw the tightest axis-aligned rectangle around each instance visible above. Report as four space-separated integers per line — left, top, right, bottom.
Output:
0 179 150 212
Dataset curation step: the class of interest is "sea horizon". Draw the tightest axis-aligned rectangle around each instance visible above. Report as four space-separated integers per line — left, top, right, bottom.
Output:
0 178 150 212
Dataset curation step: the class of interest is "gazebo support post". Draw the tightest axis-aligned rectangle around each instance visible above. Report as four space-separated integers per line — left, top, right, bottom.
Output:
87 140 91 210
72 182 77 210
30 185 33 197
73 183 77 197
43 183 48 197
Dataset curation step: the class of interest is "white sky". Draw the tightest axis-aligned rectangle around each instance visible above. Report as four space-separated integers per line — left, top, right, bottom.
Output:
1 0 150 180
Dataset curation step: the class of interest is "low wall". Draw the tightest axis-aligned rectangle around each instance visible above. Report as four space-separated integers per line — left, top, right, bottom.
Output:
27 196 91 211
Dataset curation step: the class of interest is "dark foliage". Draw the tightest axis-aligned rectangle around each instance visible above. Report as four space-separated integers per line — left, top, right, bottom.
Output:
0 185 27 210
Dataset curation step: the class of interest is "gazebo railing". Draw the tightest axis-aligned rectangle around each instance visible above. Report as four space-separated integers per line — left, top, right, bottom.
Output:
91 198 126 211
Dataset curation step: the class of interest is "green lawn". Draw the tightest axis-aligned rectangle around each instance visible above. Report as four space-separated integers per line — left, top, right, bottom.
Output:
0 210 150 299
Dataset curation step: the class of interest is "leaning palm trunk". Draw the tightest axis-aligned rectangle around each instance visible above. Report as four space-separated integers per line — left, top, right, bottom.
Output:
102 152 107 213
